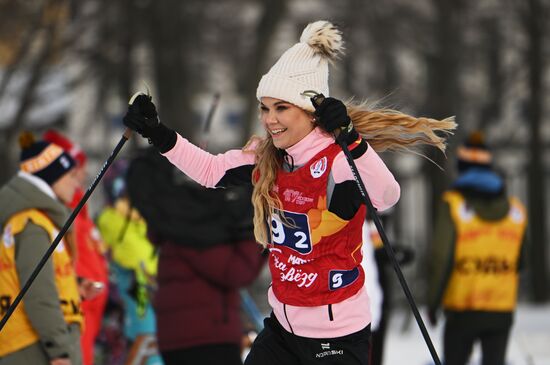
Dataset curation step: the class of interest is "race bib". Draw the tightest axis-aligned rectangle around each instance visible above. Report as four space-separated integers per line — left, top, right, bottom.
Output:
270 209 312 254
329 268 360 290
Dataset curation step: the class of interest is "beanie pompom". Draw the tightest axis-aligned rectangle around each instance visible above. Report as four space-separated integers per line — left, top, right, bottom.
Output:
299 20 343 60
19 131 35 150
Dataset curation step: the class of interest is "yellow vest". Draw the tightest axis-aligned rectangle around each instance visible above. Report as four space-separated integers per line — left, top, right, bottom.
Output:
442 191 526 312
0 209 83 356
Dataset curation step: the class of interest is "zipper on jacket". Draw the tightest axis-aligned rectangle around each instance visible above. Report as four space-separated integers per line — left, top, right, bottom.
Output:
328 304 334 321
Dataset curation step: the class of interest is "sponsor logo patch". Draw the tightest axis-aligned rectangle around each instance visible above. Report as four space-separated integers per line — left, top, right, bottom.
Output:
310 157 327 178
315 349 344 358
282 189 314 205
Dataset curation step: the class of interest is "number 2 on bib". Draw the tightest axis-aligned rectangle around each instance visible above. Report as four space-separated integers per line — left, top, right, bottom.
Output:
270 210 312 254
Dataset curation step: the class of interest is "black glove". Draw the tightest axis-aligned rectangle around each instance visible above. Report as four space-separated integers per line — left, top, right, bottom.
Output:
311 96 358 145
123 94 177 153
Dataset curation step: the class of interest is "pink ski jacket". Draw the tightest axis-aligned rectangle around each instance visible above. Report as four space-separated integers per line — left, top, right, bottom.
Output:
163 127 400 338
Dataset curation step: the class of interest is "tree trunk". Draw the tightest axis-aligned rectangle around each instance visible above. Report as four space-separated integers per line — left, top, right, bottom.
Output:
0 2 60 184
422 0 464 224
524 0 549 302
240 0 287 144
148 0 192 137
479 19 503 130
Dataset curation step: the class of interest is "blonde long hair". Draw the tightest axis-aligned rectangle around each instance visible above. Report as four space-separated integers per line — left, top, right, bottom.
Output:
249 101 456 246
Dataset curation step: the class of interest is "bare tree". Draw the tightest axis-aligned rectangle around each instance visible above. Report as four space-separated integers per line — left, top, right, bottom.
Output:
478 18 504 130
417 0 466 232
521 0 549 302
239 0 288 144
0 0 70 184
146 0 193 137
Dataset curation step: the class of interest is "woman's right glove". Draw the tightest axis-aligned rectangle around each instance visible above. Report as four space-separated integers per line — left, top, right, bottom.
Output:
123 94 177 153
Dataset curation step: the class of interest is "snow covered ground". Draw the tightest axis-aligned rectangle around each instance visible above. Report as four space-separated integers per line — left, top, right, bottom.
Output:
383 304 550 365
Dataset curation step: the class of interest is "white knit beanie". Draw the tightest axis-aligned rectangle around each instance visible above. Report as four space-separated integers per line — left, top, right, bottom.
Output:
256 20 344 112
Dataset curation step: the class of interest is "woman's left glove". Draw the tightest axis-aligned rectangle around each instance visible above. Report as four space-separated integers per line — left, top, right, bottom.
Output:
311 96 359 144
123 94 177 153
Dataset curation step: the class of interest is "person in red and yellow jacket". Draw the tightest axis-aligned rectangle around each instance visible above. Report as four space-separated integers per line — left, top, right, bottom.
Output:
0 132 83 365
428 132 528 365
43 130 109 365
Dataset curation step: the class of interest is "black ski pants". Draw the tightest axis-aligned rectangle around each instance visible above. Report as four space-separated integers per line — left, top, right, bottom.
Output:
443 311 512 365
244 313 371 365
161 343 243 365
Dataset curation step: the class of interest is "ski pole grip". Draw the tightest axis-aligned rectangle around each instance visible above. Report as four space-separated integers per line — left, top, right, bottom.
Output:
301 90 324 107
311 93 325 107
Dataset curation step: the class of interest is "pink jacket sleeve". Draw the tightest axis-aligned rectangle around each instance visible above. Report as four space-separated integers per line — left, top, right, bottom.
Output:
332 144 400 211
162 133 255 187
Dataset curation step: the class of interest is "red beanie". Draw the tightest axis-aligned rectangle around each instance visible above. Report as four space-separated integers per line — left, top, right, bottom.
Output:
43 130 87 166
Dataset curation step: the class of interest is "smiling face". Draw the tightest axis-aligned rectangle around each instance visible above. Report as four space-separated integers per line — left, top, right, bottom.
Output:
260 97 315 149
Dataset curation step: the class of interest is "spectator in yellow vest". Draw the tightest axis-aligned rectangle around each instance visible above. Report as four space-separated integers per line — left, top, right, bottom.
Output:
428 131 528 365
0 132 84 365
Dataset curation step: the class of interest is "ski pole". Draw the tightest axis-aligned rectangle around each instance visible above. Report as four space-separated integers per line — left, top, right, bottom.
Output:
308 92 442 365
199 92 221 149
240 289 264 332
0 128 132 332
